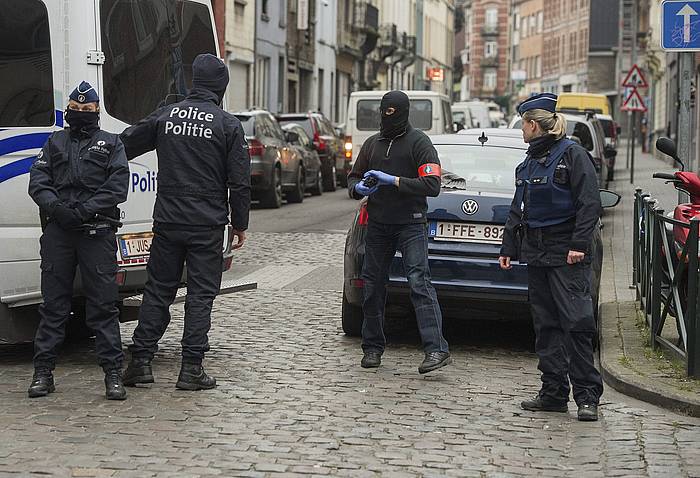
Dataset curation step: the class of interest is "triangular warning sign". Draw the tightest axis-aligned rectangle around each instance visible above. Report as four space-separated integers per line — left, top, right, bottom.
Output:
621 88 647 112
622 64 648 88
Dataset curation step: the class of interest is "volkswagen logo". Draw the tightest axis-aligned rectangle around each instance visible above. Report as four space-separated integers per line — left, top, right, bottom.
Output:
461 199 479 215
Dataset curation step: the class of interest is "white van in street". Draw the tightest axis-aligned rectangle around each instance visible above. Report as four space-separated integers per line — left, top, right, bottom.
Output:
0 0 235 343
344 91 454 165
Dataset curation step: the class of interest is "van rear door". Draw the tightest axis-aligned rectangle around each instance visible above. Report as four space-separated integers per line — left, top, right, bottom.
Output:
96 0 217 273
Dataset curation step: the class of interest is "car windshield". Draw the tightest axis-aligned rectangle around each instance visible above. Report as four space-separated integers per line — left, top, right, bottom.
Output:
433 144 526 194
235 115 255 136
278 117 314 138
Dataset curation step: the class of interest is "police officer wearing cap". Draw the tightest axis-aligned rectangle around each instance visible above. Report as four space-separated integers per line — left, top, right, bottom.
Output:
499 93 603 421
120 53 251 390
347 90 450 374
28 82 130 400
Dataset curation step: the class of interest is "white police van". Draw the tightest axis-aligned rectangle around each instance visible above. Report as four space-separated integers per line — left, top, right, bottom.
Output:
0 0 234 343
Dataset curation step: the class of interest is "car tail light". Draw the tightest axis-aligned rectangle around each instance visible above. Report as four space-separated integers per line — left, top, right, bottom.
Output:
344 136 352 159
351 279 365 288
247 138 264 157
313 132 327 152
357 203 369 226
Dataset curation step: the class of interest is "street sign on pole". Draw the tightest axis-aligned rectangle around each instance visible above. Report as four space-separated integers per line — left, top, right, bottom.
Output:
622 64 649 88
621 88 648 112
661 1 700 50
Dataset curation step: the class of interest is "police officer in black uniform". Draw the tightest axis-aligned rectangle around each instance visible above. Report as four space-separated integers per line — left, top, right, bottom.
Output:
347 90 450 374
499 93 603 421
120 54 251 390
28 81 129 400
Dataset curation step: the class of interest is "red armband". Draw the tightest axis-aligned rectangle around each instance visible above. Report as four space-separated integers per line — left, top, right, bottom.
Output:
418 163 441 177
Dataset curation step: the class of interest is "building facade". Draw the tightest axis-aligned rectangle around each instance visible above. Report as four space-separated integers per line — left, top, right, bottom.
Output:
541 0 589 94
510 0 543 103
315 0 337 118
225 0 256 112
463 0 509 100
286 0 316 112
255 0 287 112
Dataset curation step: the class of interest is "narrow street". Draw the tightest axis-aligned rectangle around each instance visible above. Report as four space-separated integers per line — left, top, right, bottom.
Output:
1 189 699 477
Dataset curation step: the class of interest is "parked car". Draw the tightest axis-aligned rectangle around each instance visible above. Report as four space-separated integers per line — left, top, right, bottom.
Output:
509 112 612 187
453 101 493 129
451 103 474 132
596 113 620 148
281 123 324 198
345 90 454 166
234 110 303 208
277 112 346 191
341 129 620 336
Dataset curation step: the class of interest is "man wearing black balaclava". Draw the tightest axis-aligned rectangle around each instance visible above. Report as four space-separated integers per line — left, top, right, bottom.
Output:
347 90 451 374
28 81 130 400
120 53 251 391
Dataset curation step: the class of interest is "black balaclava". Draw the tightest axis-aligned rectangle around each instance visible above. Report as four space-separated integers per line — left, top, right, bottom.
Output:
380 90 410 139
65 109 99 135
192 53 229 104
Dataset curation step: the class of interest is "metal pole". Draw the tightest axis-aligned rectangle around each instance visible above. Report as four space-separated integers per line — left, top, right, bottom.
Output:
687 218 700 377
679 52 693 173
630 110 636 184
626 111 632 169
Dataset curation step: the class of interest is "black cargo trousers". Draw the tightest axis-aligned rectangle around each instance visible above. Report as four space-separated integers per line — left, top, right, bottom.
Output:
34 222 123 371
529 261 603 406
128 224 224 364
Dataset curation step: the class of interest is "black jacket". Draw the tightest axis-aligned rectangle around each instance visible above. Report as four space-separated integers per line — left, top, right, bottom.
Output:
29 126 129 219
347 126 441 224
500 141 601 267
120 88 251 230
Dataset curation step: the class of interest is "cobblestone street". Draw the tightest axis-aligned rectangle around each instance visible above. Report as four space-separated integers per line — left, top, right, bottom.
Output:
2 200 700 477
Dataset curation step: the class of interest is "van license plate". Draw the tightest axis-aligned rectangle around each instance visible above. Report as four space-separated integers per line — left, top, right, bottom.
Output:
118 233 153 258
429 221 504 244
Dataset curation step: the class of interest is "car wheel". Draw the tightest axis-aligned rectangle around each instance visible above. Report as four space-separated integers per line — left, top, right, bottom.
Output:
261 166 282 208
342 293 363 337
287 166 304 204
310 168 323 196
339 168 348 188
323 162 337 192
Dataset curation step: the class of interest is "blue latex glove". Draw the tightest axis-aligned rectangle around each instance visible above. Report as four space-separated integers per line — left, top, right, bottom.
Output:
355 181 378 197
365 170 396 186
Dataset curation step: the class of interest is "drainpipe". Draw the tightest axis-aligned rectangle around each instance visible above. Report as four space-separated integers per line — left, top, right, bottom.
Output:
414 0 424 90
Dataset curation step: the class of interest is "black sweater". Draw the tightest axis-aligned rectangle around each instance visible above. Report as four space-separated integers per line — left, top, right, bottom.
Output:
347 126 441 224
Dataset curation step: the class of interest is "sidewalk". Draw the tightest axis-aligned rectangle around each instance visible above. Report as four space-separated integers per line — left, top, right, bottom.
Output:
599 142 700 416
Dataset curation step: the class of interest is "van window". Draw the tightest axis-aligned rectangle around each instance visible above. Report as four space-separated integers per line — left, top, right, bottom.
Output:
572 123 594 151
101 0 217 125
0 0 54 127
356 99 433 131
442 101 452 133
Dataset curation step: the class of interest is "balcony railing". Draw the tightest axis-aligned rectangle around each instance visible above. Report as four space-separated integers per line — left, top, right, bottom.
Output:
481 25 498 36
480 56 499 67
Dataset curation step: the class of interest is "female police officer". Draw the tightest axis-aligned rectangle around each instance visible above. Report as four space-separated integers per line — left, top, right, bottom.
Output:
499 93 603 421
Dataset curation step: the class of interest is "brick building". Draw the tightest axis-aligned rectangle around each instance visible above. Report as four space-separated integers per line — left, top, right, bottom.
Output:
541 0 589 93
510 0 543 103
462 0 509 100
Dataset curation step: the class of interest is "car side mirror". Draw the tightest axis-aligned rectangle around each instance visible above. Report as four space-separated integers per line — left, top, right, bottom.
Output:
604 145 617 159
599 189 621 208
285 131 300 144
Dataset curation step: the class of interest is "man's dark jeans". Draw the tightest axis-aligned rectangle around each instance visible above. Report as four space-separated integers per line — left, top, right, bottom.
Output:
361 221 449 354
129 225 224 364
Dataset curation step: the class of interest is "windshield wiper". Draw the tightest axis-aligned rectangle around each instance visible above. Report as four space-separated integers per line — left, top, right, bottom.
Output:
441 171 467 190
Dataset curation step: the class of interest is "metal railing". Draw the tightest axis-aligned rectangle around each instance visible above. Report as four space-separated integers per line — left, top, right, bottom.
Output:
633 189 700 378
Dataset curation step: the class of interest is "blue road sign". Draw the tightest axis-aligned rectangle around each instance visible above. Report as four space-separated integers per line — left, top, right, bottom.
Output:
662 1 700 50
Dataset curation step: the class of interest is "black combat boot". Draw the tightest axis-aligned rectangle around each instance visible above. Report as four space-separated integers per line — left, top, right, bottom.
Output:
105 369 127 400
577 403 599 421
520 393 568 413
28 367 55 398
418 351 451 374
122 356 154 386
361 352 382 368
175 362 216 390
